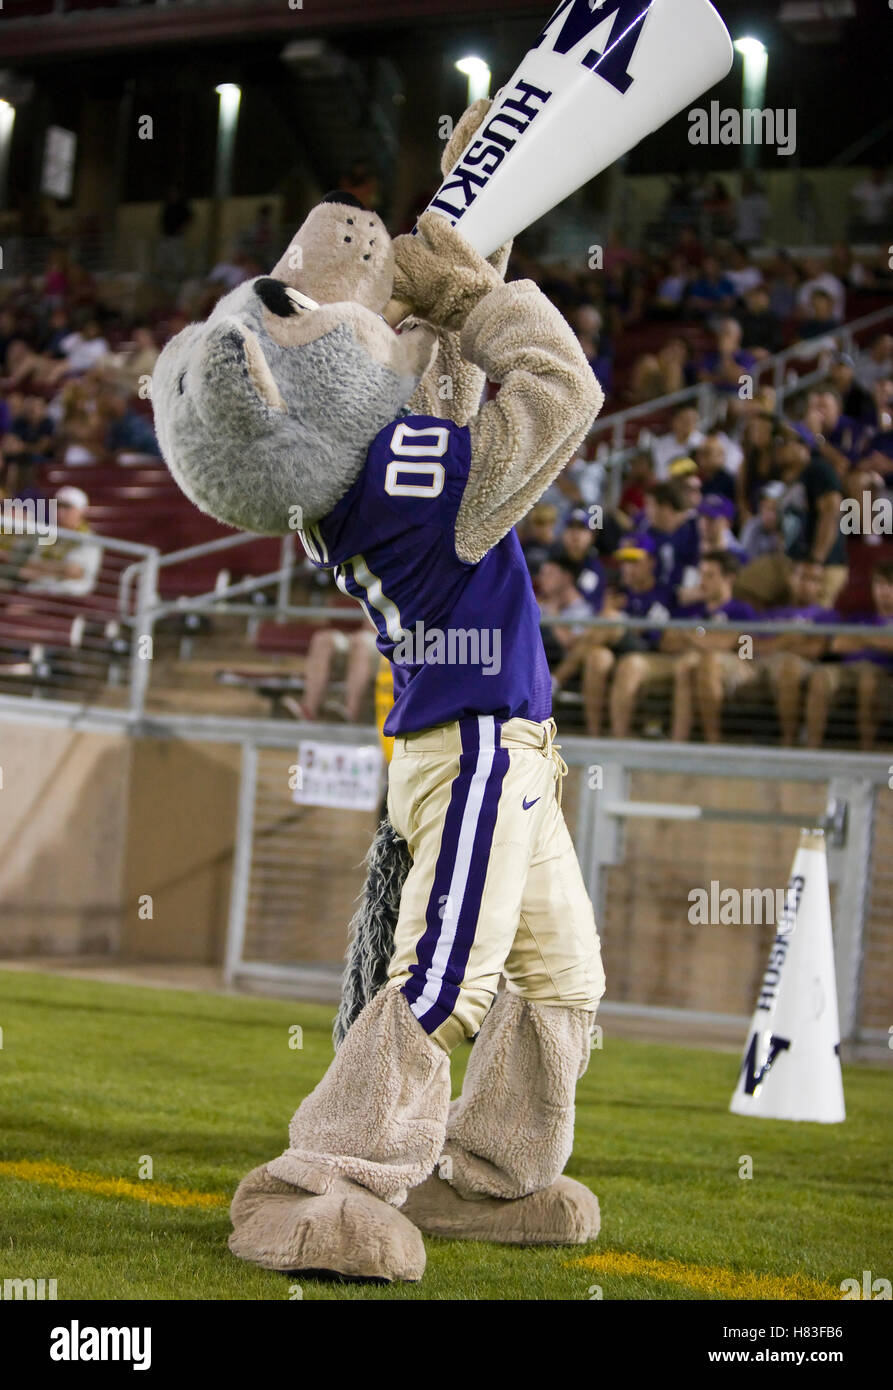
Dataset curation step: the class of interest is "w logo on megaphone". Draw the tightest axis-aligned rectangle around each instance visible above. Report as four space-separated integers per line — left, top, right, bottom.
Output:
533 0 653 95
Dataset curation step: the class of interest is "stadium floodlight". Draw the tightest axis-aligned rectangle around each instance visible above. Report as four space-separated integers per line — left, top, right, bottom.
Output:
733 36 767 59
455 56 491 105
733 37 769 170
210 83 242 262
0 98 15 211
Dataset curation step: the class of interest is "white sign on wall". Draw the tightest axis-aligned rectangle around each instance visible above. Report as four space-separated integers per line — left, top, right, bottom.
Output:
41 125 77 200
292 741 383 811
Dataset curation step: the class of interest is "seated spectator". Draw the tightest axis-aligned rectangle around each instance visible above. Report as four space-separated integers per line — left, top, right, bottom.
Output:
651 402 704 480
550 509 606 611
737 411 781 517
19 486 102 597
1 394 56 490
734 173 770 247
698 495 747 563
46 318 110 382
805 559 893 749
724 244 763 299
855 333 893 393
102 383 161 459
647 479 700 593
737 283 783 356
829 351 876 424
776 427 848 606
796 258 845 323
798 287 841 341
668 551 757 742
697 318 757 394
579 535 678 738
849 167 893 238
740 484 786 560
39 306 72 359
766 251 802 321
575 304 613 399
753 558 834 745
668 455 702 514
284 626 378 724
652 254 690 316
629 337 690 404
695 433 737 506
684 255 736 316
520 502 558 579
619 451 655 518
100 325 159 396
536 554 594 669
809 386 872 473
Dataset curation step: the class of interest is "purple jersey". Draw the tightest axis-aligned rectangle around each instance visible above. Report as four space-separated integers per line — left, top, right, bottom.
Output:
843 613 893 669
300 414 552 735
623 582 674 649
678 597 757 624
648 519 700 591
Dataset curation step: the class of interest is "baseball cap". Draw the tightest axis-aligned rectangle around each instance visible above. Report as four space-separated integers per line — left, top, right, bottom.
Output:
615 533 657 562
699 494 735 521
565 507 592 528
669 456 698 478
56 486 89 510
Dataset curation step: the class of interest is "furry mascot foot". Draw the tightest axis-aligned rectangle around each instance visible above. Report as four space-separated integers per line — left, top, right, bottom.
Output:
229 1164 426 1282
402 1171 600 1246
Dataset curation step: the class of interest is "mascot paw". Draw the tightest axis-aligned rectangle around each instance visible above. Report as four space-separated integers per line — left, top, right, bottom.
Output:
228 1164 426 1282
402 1172 600 1246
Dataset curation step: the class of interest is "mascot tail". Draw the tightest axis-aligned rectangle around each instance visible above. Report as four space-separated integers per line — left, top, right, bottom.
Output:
333 816 411 1048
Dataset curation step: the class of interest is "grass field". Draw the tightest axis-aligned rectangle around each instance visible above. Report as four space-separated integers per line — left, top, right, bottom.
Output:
0 969 890 1301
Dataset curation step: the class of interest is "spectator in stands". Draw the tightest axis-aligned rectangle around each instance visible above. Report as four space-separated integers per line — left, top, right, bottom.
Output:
697 318 757 394
101 382 161 459
42 248 71 307
520 502 558 579
698 495 747 563
724 244 763 299
39 306 72 359
797 258 846 323
737 411 781 518
536 554 594 669
1 395 56 488
668 551 757 743
849 167 893 238
695 433 737 506
629 336 690 404
669 456 703 515
45 317 110 383
20 486 102 598
605 534 694 740
619 450 654 518
805 559 893 749
549 510 605 612
100 325 159 396
157 185 193 283
737 283 784 356
855 333 893 393
647 479 700 593
652 254 690 317
208 247 254 291
766 251 802 321
734 172 770 246
740 483 786 560
809 386 871 473
651 402 704 480
798 287 841 341
776 427 848 606
684 255 736 317
829 351 876 424
286 626 379 724
754 558 834 745
575 304 613 399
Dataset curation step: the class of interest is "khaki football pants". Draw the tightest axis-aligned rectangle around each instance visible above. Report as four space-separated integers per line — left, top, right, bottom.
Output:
386 715 606 1053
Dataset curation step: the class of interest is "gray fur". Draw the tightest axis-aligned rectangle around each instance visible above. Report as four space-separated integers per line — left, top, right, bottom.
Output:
153 277 432 534
333 817 412 1049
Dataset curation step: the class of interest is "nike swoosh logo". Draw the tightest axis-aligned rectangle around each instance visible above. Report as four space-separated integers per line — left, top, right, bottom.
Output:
522 796 540 811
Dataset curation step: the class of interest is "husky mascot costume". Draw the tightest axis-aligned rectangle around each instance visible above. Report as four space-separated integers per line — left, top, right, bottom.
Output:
153 101 606 1282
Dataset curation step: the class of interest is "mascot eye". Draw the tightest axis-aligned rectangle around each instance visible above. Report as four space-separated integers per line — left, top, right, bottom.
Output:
178 371 186 395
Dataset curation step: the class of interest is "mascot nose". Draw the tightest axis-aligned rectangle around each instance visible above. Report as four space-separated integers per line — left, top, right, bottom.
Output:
321 190 366 211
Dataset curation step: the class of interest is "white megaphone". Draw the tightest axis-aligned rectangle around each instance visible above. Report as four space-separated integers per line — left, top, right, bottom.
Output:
387 0 733 321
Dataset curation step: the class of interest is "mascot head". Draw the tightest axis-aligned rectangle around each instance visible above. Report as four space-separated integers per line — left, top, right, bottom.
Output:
152 194 437 535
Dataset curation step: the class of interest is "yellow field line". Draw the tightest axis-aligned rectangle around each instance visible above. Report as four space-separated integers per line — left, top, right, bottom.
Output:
0 1159 229 1210
577 1249 840 1300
